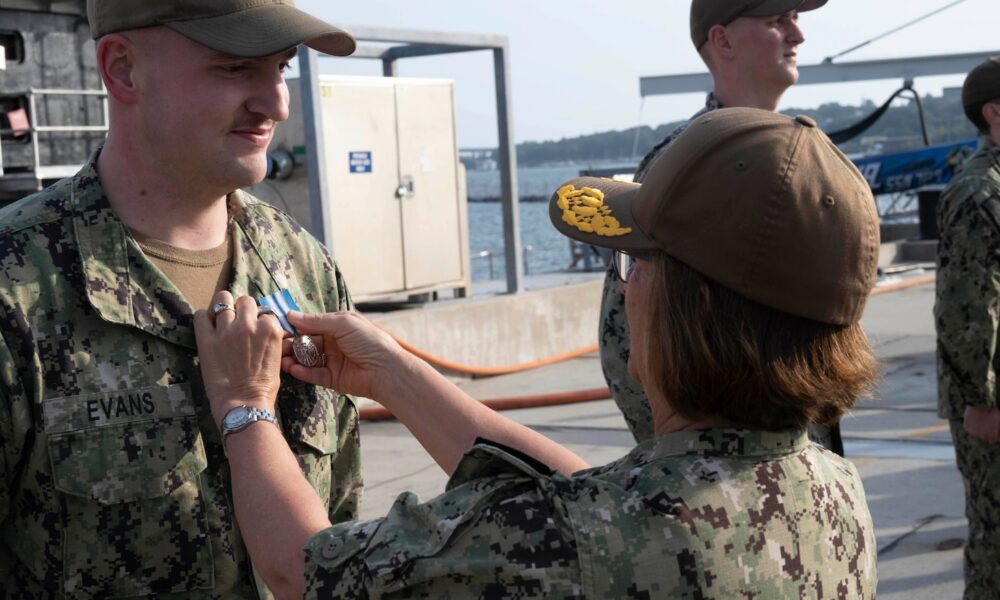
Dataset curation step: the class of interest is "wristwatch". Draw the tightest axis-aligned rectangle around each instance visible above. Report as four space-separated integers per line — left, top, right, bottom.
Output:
220 405 278 445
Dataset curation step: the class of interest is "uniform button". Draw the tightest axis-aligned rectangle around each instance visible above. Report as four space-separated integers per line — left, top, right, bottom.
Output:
321 537 344 560
795 115 817 128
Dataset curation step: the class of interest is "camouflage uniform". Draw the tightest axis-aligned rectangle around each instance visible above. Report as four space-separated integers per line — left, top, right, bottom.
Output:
935 138 1000 599
0 152 363 598
303 429 876 599
599 93 844 454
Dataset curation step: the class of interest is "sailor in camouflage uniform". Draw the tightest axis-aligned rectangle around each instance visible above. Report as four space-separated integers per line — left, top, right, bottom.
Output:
935 56 1000 600
0 1 363 597
196 108 879 599
601 0 843 453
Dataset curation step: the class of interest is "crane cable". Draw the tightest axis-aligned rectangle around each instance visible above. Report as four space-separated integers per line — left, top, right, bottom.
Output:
822 0 971 64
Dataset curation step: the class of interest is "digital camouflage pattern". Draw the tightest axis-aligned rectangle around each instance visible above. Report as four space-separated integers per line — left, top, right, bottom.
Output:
303 429 876 599
0 151 362 598
599 93 844 454
935 138 1000 598
935 139 1000 419
948 419 1000 599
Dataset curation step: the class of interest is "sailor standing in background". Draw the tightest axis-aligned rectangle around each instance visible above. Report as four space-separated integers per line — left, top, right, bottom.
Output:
600 0 845 452
935 55 1000 600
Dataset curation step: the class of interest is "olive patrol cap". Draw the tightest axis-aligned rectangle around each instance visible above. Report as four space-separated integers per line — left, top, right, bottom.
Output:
87 0 356 58
962 56 1000 130
549 108 879 326
690 0 827 49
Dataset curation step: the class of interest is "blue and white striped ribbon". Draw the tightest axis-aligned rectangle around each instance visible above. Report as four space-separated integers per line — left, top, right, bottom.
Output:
257 289 301 335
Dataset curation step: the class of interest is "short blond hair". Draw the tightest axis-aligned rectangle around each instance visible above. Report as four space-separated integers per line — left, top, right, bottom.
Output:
634 253 877 429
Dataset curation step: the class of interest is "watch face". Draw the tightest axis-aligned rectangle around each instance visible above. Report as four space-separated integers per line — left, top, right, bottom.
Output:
223 408 251 430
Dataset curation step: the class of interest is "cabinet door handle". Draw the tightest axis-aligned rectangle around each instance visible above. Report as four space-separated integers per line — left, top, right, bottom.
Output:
395 176 415 199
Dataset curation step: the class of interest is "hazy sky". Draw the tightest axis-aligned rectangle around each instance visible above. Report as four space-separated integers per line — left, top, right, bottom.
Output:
294 0 999 148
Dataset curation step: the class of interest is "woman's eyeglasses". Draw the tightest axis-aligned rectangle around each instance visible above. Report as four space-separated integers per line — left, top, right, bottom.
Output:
611 250 647 283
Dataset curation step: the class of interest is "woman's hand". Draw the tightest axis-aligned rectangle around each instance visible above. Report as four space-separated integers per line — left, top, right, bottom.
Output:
194 291 287 429
282 311 408 402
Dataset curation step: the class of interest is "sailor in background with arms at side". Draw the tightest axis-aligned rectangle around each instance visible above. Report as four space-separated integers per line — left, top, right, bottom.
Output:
935 55 1000 600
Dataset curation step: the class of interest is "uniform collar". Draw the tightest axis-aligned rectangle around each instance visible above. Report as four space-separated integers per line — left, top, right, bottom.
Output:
71 149 287 349
705 91 723 111
634 428 809 461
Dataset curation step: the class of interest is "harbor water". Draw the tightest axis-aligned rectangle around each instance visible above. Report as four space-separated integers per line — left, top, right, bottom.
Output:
467 165 599 282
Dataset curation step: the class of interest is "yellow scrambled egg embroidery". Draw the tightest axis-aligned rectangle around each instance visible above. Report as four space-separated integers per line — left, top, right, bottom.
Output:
557 185 633 236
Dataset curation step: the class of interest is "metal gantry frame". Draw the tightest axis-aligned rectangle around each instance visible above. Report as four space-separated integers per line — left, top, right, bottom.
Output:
298 26 524 294
638 50 1000 97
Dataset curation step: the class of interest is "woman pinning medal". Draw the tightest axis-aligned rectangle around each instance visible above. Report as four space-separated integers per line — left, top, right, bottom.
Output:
194 108 879 599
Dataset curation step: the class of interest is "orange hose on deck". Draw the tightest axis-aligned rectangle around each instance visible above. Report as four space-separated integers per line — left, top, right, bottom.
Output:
871 273 935 296
390 337 599 377
359 386 612 421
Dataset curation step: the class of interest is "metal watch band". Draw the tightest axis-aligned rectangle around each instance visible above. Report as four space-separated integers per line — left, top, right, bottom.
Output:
220 405 278 446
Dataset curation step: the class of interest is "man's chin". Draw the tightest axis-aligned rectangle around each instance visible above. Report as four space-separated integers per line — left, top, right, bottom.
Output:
228 157 269 189
785 64 800 85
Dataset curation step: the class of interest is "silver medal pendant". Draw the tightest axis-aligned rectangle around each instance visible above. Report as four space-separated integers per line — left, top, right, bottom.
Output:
292 334 325 368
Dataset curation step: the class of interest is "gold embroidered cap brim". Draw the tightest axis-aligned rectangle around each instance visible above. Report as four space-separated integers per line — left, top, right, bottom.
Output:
548 177 657 252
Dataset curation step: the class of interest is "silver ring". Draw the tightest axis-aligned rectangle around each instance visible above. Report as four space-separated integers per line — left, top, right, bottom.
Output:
257 305 278 318
211 303 235 316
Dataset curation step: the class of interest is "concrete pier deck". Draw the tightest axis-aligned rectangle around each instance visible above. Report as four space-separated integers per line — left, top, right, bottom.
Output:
356 278 963 598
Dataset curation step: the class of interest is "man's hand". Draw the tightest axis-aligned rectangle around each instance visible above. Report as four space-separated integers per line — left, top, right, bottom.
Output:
194 291 286 429
963 406 1000 443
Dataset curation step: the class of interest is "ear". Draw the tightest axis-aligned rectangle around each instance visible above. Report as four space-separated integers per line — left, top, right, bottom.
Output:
706 24 736 60
96 34 139 104
982 101 1000 129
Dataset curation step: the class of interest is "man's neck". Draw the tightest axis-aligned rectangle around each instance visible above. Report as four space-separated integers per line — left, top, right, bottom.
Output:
987 128 1000 148
97 135 231 250
712 79 785 112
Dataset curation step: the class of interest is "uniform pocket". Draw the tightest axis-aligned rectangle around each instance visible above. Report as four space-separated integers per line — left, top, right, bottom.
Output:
278 383 340 455
44 384 213 598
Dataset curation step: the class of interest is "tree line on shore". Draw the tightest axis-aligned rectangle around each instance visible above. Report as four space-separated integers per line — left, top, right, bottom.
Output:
468 92 980 169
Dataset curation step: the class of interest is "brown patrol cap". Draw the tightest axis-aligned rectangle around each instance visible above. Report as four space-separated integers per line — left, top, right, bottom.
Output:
549 108 879 326
962 56 1000 131
691 0 827 49
87 0 356 58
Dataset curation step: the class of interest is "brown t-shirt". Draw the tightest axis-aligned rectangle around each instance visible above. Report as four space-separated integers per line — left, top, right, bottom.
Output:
131 229 233 313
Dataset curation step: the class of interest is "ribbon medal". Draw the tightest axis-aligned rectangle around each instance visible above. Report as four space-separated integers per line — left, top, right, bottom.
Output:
258 289 326 368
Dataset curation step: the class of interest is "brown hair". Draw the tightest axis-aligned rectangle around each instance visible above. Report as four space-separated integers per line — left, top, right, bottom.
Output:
634 252 877 429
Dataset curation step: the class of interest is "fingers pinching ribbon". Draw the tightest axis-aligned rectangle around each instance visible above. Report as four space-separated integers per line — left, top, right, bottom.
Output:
258 289 328 368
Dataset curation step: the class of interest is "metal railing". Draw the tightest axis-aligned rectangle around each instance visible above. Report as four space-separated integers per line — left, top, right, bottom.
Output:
473 245 535 280
0 87 109 183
